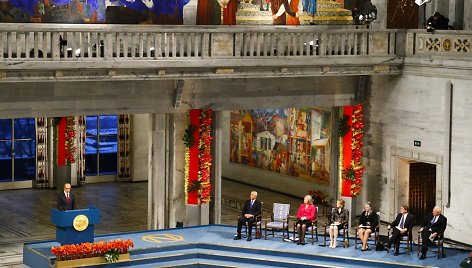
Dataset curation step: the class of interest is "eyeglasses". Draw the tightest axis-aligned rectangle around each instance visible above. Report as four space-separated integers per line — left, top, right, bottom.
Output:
64 188 71 190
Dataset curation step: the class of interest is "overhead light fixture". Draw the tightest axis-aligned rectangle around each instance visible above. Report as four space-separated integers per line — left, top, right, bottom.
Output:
415 0 431 6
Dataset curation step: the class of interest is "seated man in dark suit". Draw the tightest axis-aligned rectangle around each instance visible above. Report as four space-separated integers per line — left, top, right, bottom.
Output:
387 205 414 256
234 191 262 241
57 182 76 211
419 206 447 260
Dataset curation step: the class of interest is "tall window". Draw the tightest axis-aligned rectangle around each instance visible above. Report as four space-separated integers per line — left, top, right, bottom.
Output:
85 115 118 176
0 118 36 182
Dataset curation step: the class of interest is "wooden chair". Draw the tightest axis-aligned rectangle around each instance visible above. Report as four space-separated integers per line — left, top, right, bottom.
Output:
355 211 380 249
417 231 446 259
323 208 350 247
387 228 413 254
243 201 263 239
292 206 319 245
264 203 290 240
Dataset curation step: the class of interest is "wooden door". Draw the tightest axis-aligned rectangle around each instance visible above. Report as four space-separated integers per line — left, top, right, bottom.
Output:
409 162 436 225
387 0 419 29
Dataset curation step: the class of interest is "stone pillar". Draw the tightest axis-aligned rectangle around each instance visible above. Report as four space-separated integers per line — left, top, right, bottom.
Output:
131 114 149 182
183 0 199 25
147 112 190 229
210 111 222 224
371 0 387 29
464 0 472 29
147 113 168 230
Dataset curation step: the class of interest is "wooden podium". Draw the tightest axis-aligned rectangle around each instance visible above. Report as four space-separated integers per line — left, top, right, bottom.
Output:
51 208 100 245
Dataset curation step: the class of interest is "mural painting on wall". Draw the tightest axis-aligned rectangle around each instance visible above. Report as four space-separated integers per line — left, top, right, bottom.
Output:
230 108 331 183
0 0 190 24
1 0 352 25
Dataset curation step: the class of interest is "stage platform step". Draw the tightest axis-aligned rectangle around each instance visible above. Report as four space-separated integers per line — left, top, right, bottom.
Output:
24 225 469 268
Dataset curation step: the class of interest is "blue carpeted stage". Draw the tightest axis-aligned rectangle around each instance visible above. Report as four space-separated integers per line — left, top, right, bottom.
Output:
24 225 468 267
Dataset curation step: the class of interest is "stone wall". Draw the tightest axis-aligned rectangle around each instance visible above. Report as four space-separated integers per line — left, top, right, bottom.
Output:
366 74 472 245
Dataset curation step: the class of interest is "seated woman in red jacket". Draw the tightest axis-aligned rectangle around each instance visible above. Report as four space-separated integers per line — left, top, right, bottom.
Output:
296 195 316 245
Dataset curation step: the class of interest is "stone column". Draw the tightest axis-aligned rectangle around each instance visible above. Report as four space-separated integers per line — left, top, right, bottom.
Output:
147 113 168 230
210 111 222 224
371 0 387 29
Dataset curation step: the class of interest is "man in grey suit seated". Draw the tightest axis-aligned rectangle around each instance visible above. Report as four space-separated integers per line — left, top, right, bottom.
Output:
419 206 447 260
234 191 262 241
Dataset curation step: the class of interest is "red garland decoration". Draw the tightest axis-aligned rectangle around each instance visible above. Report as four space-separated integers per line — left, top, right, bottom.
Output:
57 116 76 166
184 109 213 205
350 104 364 196
186 110 201 205
341 104 365 197
198 109 212 204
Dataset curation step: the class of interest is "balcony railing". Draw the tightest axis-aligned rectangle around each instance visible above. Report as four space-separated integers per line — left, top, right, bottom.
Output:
0 24 399 61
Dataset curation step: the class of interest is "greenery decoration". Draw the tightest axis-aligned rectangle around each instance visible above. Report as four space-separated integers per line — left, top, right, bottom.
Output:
183 125 196 148
338 115 350 137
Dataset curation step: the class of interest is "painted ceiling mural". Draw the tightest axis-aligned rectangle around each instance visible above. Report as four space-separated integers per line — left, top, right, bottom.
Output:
0 0 354 25
230 108 331 184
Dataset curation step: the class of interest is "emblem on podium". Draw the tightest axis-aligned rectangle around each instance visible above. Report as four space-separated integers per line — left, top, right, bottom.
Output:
73 215 89 231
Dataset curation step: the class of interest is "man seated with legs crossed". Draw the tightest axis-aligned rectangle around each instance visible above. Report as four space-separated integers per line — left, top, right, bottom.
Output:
235 191 262 241
387 205 414 256
419 206 447 260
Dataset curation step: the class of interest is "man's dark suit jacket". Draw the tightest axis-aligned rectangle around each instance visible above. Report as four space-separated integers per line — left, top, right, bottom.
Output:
389 213 414 230
422 214 447 234
241 199 262 218
57 192 76 211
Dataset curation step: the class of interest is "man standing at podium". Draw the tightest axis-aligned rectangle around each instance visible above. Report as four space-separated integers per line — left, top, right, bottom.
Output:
57 183 75 211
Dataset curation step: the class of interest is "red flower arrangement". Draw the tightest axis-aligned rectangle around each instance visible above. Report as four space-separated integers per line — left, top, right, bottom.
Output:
349 104 364 196
64 116 76 165
184 109 213 205
308 189 328 205
51 239 134 262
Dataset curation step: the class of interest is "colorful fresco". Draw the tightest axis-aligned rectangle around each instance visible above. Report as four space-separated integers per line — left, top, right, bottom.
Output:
230 108 331 183
0 0 190 23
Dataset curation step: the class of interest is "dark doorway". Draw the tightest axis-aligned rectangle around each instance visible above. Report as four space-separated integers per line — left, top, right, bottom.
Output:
387 0 419 29
409 162 436 225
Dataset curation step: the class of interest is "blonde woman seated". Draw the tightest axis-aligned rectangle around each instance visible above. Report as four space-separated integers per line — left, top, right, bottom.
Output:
357 201 379 251
296 195 316 245
328 198 348 248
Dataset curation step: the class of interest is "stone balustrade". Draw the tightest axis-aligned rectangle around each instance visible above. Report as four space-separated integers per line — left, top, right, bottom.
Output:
0 24 470 80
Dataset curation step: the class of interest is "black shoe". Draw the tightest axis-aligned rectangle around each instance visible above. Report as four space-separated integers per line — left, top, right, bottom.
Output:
394 251 399 256
247 236 252 241
297 241 300 245
419 254 426 260
234 235 241 240
300 241 306 245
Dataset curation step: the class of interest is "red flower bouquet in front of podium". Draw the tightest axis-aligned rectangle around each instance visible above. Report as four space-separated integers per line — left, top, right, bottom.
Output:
51 239 134 262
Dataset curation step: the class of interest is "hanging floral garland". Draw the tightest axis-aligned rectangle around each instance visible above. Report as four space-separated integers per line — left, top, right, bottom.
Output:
184 109 213 205
57 116 76 166
340 104 365 197
198 109 212 204
350 104 364 196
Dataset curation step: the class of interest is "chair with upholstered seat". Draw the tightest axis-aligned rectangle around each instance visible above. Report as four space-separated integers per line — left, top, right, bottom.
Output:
417 230 446 259
292 206 318 244
387 228 413 254
323 208 350 247
264 203 290 240
355 212 380 249
243 201 263 239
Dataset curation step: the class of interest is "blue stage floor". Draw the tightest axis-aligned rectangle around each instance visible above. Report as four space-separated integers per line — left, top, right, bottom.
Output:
24 225 469 268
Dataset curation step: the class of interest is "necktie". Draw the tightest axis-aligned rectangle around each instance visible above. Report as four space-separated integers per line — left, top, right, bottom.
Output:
66 193 70 203
399 214 405 228
250 200 254 209
431 216 437 224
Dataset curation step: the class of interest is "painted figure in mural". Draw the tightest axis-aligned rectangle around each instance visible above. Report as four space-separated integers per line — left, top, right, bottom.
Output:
303 0 317 18
269 0 286 25
272 0 302 25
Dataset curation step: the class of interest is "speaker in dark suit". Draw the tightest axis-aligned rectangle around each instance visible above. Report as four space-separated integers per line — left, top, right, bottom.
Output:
57 183 76 211
387 205 414 255
419 206 447 259
235 191 262 241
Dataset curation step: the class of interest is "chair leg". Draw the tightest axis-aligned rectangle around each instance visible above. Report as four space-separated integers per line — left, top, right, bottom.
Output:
355 232 358 249
264 227 267 240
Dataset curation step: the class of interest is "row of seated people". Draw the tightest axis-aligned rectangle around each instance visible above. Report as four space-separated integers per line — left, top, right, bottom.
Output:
234 191 447 260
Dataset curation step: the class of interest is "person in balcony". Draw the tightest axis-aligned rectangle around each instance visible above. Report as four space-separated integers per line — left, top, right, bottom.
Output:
426 12 449 31
295 195 316 245
328 198 348 248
